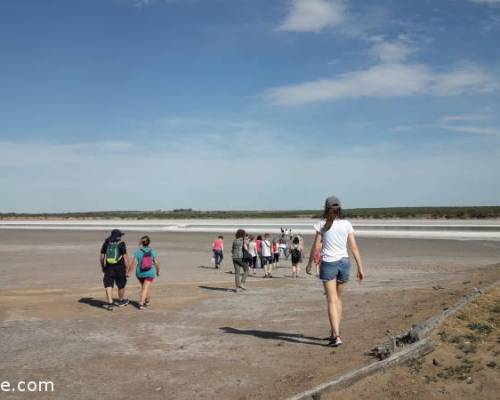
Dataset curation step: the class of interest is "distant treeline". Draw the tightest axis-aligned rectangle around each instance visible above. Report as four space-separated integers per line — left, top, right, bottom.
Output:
1 206 500 220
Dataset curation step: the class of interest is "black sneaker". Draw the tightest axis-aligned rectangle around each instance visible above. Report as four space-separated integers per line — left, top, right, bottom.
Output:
115 299 129 307
102 303 114 311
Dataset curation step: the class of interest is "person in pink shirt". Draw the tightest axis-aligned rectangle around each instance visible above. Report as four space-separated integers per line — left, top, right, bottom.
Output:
255 235 263 270
212 235 224 269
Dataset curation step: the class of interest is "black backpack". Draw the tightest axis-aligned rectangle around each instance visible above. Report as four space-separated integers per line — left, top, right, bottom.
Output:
291 247 301 259
242 241 252 261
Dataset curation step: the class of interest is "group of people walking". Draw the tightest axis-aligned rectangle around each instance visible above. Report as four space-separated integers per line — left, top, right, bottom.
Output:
212 231 306 278
99 195 365 347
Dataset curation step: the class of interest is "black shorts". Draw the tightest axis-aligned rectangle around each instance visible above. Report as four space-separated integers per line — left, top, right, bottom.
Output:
273 253 280 262
103 265 127 289
261 256 273 266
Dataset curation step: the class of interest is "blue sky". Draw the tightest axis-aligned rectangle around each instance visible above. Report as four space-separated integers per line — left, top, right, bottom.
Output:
1 0 499 212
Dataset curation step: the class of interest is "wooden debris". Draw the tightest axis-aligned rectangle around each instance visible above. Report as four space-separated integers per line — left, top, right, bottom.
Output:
288 338 435 400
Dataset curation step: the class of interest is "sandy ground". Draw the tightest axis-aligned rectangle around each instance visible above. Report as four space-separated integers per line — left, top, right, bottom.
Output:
0 229 499 399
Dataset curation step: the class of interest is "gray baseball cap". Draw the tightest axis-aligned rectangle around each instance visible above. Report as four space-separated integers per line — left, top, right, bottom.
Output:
325 195 342 209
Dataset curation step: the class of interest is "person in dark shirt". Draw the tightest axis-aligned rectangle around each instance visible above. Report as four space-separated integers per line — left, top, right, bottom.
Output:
99 229 130 310
232 229 249 292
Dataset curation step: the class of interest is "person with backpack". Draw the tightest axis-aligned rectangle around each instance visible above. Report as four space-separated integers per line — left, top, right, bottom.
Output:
261 233 273 278
242 233 253 268
212 235 224 269
99 229 130 311
130 235 160 310
290 236 303 278
306 195 365 347
231 229 249 292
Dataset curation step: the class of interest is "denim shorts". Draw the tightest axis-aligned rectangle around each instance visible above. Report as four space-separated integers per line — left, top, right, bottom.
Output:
319 258 351 283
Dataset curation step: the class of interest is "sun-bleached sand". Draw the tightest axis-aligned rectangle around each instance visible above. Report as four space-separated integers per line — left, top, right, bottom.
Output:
0 228 499 399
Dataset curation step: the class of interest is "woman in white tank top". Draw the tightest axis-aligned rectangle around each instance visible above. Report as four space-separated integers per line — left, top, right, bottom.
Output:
306 195 365 347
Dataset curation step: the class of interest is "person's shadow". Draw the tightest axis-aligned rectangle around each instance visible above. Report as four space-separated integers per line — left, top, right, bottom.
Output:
220 327 328 347
78 297 108 309
78 297 143 309
199 285 236 293
197 265 216 270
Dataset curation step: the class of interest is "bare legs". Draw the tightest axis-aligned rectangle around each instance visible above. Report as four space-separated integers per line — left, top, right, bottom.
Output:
139 280 152 306
233 258 249 289
291 263 301 278
104 287 126 306
323 280 345 338
105 287 113 304
264 259 272 277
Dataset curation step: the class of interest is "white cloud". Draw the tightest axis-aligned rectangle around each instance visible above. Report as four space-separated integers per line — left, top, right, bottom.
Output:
443 125 500 136
441 113 495 122
265 40 498 106
431 64 498 95
468 0 500 4
440 112 500 137
277 0 346 32
370 39 416 63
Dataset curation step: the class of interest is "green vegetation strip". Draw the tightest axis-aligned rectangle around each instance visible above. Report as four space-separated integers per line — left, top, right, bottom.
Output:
1 206 500 220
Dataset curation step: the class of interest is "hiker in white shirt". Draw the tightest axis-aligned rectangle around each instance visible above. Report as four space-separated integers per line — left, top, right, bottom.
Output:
306 195 365 347
261 233 273 278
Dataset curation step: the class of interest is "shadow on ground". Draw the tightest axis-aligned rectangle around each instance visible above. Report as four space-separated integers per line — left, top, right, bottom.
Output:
198 285 236 293
78 297 142 309
220 327 328 347
78 297 108 309
197 265 217 270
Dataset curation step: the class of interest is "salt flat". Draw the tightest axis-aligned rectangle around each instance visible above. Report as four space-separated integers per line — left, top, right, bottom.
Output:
1 218 500 240
0 229 499 399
